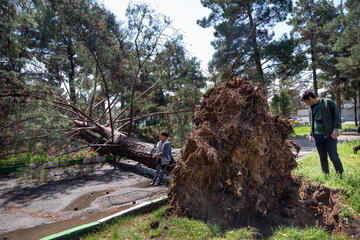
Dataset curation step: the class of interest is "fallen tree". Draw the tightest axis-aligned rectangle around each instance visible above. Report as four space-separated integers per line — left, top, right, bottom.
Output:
74 122 180 170
0 2 191 166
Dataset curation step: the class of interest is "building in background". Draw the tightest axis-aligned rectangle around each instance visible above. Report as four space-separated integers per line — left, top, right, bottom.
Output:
295 99 360 124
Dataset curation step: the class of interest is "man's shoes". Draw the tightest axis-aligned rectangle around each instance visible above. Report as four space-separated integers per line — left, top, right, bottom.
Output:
154 181 160 186
150 181 155 186
353 146 358 154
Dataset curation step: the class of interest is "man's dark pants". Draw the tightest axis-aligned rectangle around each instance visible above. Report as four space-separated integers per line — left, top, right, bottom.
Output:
314 135 344 174
153 158 168 184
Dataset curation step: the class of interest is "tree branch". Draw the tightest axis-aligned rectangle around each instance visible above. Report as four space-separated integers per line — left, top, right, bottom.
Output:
128 24 169 136
112 79 160 124
0 116 40 131
116 110 192 131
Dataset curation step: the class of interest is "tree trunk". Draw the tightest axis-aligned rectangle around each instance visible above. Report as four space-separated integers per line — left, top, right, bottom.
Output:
67 39 76 104
336 86 341 118
76 128 180 170
247 10 264 83
354 94 358 127
310 38 318 96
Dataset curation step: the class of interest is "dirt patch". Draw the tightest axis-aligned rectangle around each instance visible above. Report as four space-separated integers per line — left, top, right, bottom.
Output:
63 190 113 212
169 78 298 225
262 176 360 238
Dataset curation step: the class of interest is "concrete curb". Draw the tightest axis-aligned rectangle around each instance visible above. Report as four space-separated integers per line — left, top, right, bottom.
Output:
40 196 168 240
115 160 171 182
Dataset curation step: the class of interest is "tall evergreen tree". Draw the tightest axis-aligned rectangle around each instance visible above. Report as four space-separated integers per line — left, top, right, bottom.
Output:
270 89 293 117
198 0 292 84
332 0 360 124
289 0 338 96
312 0 344 109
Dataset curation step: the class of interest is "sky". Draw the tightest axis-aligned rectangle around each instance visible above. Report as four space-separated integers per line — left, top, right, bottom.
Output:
101 0 216 73
100 0 339 73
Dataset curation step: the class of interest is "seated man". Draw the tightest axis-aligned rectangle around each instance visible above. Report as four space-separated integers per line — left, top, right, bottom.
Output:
151 131 172 186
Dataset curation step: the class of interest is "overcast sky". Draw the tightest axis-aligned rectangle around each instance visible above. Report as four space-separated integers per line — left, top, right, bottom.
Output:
100 0 340 73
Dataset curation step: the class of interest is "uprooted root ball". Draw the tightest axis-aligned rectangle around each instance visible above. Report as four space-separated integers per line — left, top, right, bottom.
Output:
168 78 297 226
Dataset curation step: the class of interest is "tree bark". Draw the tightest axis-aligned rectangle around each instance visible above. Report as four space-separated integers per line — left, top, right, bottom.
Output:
310 37 318 96
76 129 180 170
248 10 264 83
67 39 76 104
336 86 341 118
354 94 358 126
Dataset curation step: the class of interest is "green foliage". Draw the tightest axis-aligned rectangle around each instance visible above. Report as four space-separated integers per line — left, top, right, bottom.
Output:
333 0 360 82
339 207 354 220
265 36 308 83
289 0 339 95
16 165 54 183
0 0 207 157
198 0 292 84
295 139 360 212
270 89 293 117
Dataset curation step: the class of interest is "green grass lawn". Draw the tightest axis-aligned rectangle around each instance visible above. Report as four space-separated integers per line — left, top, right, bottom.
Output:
293 124 357 136
292 125 311 135
295 139 360 213
81 206 347 240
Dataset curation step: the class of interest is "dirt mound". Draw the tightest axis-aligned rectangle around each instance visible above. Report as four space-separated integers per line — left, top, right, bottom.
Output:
268 176 360 239
168 78 297 225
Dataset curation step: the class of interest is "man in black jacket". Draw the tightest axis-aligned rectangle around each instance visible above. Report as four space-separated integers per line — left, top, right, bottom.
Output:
302 91 344 176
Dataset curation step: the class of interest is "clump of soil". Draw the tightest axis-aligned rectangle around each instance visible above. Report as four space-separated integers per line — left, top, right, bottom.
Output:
150 219 160 229
169 78 297 225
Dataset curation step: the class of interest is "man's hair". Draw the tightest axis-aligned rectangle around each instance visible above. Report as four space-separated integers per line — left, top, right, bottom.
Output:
301 91 317 101
160 131 169 138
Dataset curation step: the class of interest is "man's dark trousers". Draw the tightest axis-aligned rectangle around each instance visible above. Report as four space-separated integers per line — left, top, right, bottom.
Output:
314 135 344 174
153 158 168 183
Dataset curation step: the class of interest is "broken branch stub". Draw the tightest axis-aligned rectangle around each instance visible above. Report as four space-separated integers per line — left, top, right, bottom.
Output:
169 78 297 226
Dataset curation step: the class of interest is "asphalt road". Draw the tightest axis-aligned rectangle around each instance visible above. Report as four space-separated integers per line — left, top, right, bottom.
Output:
0 161 168 239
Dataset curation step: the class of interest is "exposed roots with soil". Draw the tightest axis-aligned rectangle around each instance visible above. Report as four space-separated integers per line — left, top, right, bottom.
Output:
168 78 360 238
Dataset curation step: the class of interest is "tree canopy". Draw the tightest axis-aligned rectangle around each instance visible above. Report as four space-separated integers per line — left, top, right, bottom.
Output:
0 0 206 158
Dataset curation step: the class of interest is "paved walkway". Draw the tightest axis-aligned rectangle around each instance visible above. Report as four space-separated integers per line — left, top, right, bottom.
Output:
0 161 168 239
293 132 360 160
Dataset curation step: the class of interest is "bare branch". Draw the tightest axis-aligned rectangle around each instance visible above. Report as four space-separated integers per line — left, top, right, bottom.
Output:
75 24 115 142
0 116 40 131
89 66 99 117
112 79 160 123
117 110 192 131
223 18 257 82
128 24 170 137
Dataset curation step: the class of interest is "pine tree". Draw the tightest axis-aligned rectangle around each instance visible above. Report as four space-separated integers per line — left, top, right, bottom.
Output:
198 0 292 84
332 0 360 124
289 0 338 96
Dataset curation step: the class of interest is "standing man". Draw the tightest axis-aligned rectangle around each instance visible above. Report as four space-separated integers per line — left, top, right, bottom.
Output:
301 91 344 177
151 131 172 186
